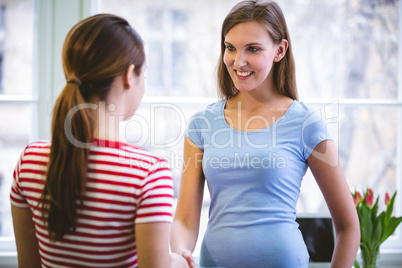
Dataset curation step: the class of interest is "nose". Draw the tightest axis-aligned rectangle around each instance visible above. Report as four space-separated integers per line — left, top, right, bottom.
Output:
234 51 247 69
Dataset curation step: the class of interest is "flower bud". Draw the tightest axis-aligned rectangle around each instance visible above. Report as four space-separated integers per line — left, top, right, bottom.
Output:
356 191 363 203
366 192 373 208
368 188 373 196
385 192 390 206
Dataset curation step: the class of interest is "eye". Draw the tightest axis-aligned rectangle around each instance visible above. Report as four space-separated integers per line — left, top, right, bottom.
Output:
225 45 235 51
247 46 260 52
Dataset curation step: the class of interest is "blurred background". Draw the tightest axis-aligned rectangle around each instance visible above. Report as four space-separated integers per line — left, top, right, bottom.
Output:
0 0 400 265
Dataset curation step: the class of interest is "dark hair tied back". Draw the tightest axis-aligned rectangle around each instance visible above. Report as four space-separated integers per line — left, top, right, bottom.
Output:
40 14 145 241
66 77 82 87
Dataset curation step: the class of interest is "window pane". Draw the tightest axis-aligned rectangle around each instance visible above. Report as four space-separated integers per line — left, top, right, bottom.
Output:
0 0 34 96
172 41 187 89
340 106 397 191
146 8 163 32
297 105 398 213
0 103 33 237
284 0 398 99
172 9 188 35
145 41 164 90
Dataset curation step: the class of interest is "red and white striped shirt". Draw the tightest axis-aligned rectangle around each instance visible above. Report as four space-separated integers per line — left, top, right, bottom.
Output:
10 139 174 268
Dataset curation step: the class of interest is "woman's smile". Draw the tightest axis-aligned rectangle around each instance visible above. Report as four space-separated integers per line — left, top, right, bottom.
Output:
235 70 254 79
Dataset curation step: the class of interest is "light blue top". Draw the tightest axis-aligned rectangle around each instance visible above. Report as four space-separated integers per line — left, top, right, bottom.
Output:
185 100 332 268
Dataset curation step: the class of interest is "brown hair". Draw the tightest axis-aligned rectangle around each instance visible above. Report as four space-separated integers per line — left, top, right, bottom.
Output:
217 0 297 100
40 14 145 241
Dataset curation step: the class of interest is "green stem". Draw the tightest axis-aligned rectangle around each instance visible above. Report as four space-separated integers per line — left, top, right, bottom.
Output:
361 247 379 268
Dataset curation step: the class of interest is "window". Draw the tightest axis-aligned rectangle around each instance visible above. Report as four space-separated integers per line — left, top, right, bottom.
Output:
0 0 93 266
0 1 35 265
0 0 34 238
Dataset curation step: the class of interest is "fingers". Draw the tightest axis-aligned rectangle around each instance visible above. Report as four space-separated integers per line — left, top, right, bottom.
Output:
170 252 190 268
182 250 195 268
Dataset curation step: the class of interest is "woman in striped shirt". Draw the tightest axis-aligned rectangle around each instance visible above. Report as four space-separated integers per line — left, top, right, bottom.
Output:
10 14 188 268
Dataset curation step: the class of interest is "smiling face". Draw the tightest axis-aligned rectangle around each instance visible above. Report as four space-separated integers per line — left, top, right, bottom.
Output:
223 21 280 94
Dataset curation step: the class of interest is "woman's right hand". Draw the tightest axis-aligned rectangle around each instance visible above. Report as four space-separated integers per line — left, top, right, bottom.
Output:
170 252 191 268
181 249 195 268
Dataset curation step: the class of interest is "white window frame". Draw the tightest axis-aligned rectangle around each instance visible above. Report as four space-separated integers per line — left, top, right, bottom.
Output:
0 0 401 267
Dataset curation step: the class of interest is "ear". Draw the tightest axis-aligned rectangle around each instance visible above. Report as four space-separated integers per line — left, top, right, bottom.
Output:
123 64 136 90
274 39 289 62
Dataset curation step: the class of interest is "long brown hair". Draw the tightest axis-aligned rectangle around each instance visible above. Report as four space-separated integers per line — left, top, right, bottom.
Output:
217 0 297 100
40 14 145 241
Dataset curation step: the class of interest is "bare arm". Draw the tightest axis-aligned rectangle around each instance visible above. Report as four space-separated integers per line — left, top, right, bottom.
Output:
170 137 205 268
135 222 188 268
11 205 41 268
307 140 360 268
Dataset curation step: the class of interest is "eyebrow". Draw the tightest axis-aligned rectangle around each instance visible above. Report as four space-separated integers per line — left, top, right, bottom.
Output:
224 41 264 47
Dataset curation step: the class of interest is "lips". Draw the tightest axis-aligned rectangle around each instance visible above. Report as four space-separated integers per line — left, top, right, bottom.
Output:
236 70 252 76
235 70 253 79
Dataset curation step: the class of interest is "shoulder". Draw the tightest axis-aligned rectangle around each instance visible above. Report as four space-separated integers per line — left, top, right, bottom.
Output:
26 140 51 150
291 102 333 159
185 101 223 133
90 140 170 174
289 101 314 116
20 140 51 159
120 144 172 186
191 100 224 117
286 101 325 123
187 100 225 126
121 142 168 166
113 140 169 167
13 141 50 185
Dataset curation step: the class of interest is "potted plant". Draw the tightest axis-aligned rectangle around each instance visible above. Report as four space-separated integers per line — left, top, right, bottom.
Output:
352 189 402 268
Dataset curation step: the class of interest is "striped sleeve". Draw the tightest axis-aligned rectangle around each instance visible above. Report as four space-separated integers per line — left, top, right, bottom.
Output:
10 148 30 208
135 159 173 224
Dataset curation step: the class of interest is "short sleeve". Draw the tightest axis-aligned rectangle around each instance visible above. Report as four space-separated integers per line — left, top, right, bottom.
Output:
301 107 333 161
10 149 30 208
184 110 211 151
135 159 174 224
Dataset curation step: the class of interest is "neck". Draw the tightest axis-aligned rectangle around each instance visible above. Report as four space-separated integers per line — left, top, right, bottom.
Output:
93 101 125 141
230 89 285 111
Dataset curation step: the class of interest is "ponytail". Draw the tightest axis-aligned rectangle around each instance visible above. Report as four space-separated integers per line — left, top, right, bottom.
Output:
38 14 145 242
41 80 95 242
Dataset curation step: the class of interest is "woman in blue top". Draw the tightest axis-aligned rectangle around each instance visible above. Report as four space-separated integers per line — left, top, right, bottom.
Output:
170 1 360 267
